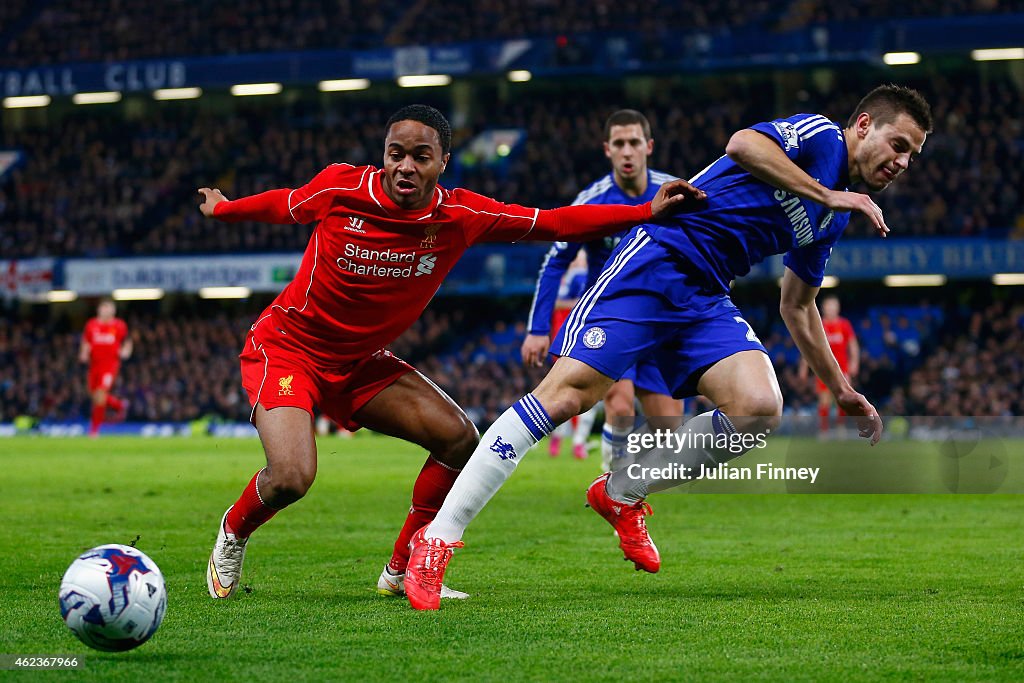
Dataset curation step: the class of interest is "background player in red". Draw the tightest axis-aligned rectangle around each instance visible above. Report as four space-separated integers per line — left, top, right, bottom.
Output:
800 295 859 435
78 298 132 437
195 104 703 600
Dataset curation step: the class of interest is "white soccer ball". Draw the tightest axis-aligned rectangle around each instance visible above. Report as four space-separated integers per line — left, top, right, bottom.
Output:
58 544 167 652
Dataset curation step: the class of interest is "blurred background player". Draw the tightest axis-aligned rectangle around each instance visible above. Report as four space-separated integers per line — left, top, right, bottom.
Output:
78 299 132 437
520 110 683 470
800 295 859 436
537 252 597 458
196 104 699 601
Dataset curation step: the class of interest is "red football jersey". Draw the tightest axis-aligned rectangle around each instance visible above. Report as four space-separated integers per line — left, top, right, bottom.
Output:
84 317 127 367
823 316 855 371
215 164 650 366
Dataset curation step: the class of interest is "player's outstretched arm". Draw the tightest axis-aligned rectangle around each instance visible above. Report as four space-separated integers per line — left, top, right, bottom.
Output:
726 129 889 237
531 179 706 241
779 268 882 444
197 187 296 224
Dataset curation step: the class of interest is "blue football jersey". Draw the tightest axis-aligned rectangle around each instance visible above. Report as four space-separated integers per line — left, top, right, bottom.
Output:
526 168 677 335
644 113 851 290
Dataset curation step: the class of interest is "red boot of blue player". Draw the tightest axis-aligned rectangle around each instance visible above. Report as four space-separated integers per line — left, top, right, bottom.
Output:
586 473 660 573
405 525 464 611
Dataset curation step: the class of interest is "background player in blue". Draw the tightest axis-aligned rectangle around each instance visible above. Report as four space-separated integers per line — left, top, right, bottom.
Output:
539 255 598 458
403 85 932 609
520 109 683 469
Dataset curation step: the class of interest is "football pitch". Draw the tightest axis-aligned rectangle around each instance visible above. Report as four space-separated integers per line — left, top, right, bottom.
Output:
2 435 1023 681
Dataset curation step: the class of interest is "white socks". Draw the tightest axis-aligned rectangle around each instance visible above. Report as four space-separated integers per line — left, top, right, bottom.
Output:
574 404 599 447
426 394 555 543
605 409 751 504
600 422 632 471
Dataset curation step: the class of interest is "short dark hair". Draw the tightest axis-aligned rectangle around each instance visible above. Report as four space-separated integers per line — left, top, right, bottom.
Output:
847 84 933 134
604 109 652 141
385 104 452 155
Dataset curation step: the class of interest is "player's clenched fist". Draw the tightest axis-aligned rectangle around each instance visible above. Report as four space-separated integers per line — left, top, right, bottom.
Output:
649 178 707 219
197 188 228 217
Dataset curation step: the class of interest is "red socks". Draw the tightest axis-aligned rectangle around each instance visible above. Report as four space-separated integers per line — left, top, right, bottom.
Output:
225 469 280 539
106 395 124 411
89 404 105 435
818 403 830 432
388 457 461 573
221 458 459 555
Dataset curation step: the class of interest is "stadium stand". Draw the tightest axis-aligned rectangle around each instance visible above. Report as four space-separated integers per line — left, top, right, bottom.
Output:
2 3 1022 429
3 1 1022 66
2 66 1021 259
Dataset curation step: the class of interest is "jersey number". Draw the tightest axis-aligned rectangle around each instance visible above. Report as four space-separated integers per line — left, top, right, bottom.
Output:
734 317 761 343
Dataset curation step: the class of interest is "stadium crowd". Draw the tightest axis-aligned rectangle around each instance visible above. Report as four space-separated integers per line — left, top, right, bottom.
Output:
888 300 1024 416
2 67 1021 260
2 292 1018 426
4 0 1017 67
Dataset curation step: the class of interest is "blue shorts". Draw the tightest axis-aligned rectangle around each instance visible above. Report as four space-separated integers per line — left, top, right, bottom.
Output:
619 356 672 396
551 227 768 399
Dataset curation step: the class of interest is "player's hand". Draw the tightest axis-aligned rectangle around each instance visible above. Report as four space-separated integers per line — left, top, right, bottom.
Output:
823 189 888 238
197 188 229 217
834 388 883 445
521 334 551 368
649 179 707 219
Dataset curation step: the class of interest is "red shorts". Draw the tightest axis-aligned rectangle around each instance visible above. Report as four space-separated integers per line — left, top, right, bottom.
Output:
551 308 572 336
88 364 119 392
239 334 413 430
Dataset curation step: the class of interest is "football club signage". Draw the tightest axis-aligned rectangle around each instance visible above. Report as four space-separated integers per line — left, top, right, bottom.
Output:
1 61 189 98
10 237 1024 301
63 254 302 295
744 238 1024 282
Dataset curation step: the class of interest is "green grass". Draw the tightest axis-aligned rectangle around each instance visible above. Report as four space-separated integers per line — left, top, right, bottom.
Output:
1 435 1023 681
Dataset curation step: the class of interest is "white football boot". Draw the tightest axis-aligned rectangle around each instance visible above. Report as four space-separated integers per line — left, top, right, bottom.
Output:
376 564 469 599
207 508 248 598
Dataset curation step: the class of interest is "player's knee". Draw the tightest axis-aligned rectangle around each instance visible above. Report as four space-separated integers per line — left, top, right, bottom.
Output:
431 413 480 468
604 390 633 419
732 390 783 433
264 464 316 505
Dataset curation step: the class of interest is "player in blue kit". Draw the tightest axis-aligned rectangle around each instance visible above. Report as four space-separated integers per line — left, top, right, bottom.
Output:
404 85 932 609
521 110 682 468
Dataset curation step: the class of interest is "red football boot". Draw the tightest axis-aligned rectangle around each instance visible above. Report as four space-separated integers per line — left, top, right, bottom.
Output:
586 473 660 573
405 525 464 611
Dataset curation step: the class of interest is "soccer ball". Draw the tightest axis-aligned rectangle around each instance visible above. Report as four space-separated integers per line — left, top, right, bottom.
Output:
58 544 167 652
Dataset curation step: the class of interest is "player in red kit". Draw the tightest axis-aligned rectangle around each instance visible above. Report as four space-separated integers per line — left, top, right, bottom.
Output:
196 104 705 600
78 298 133 437
800 295 859 434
